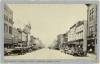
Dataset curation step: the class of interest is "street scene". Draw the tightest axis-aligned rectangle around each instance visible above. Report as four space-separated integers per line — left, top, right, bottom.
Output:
5 48 96 60
4 3 97 61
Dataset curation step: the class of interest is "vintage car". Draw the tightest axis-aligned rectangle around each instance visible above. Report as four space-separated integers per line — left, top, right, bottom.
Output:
12 47 26 55
64 48 73 55
72 47 86 56
4 48 14 56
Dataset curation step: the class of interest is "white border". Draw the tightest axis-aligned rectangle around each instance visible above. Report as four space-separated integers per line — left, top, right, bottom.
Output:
0 0 99 64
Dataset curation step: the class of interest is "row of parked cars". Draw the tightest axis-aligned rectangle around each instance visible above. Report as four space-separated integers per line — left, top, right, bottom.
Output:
4 47 28 56
4 45 42 56
63 45 87 56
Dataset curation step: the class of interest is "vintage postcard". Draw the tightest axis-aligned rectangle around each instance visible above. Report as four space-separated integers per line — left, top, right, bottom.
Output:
3 0 98 63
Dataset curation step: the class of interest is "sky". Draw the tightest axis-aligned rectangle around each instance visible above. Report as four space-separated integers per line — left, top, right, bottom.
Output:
8 4 87 47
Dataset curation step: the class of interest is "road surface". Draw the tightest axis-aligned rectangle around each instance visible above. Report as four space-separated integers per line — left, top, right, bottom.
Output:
4 48 96 61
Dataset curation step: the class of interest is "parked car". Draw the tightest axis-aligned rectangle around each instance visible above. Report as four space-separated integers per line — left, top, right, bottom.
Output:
12 47 26 55
4 48 13 56
64 48 73 55
72 47 86 56
67 49 73 55
64 48 69 54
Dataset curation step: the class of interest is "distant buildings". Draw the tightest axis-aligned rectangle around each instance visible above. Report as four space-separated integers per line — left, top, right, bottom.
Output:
52 33 68 50
33 38 44 49
86 4 97 54
48 40 58 49
30 35 36 48
57 34 64 50
4 4 14 49
62 33 68 50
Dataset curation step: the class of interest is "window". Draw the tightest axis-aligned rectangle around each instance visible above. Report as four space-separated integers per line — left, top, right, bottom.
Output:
91 13 94 20
91 8 94 20
91 8 94 21
89 16 91 21
91 26 93 34
4 15 8 21
9 26 12 34
89 9 91 15
4 24 8 33
9 18 13 23
89 26 94 36
89 8 94 21
92 8 94 14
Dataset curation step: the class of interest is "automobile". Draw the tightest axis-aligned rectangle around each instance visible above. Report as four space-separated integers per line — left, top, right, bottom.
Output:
64 48 69 54
12 47 26 55
72 47 85 56
65 48 73 55
4 48 13 56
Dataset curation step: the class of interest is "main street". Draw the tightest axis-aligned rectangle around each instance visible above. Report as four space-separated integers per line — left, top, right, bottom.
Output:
5 48 96 61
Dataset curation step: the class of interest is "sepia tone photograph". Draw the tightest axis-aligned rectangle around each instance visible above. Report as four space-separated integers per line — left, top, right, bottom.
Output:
4 2 97 61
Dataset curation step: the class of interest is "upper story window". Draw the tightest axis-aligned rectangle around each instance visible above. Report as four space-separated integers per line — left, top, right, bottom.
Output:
9 18 13 23
4 23 8 33
89 8 95 21
4 15 8 21
89 26 94 37
91 8 94 14
91 8 94 20
9 26 12 34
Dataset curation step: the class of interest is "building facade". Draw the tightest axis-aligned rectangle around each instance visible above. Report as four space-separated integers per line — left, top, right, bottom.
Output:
55 33 68 51
75 21 87 53
67 21 87 53
56 34 64 50
23 24 31 48
4 4 14 49
17 28 22 47
30 35 36 48
12 27 19 47
59 33 68 51
68 24 76 43
86 4 97 54
22 31 28 47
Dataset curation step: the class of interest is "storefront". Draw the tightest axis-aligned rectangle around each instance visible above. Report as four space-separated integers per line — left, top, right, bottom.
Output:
87 38 95 53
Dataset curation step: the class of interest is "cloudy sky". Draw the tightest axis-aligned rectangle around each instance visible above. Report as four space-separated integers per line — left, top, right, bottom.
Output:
8 4 87 47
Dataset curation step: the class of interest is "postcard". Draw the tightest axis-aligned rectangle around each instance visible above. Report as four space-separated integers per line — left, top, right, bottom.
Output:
2 0 99 64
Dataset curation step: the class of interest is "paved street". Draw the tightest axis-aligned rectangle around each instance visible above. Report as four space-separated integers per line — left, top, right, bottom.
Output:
5 48 96 61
